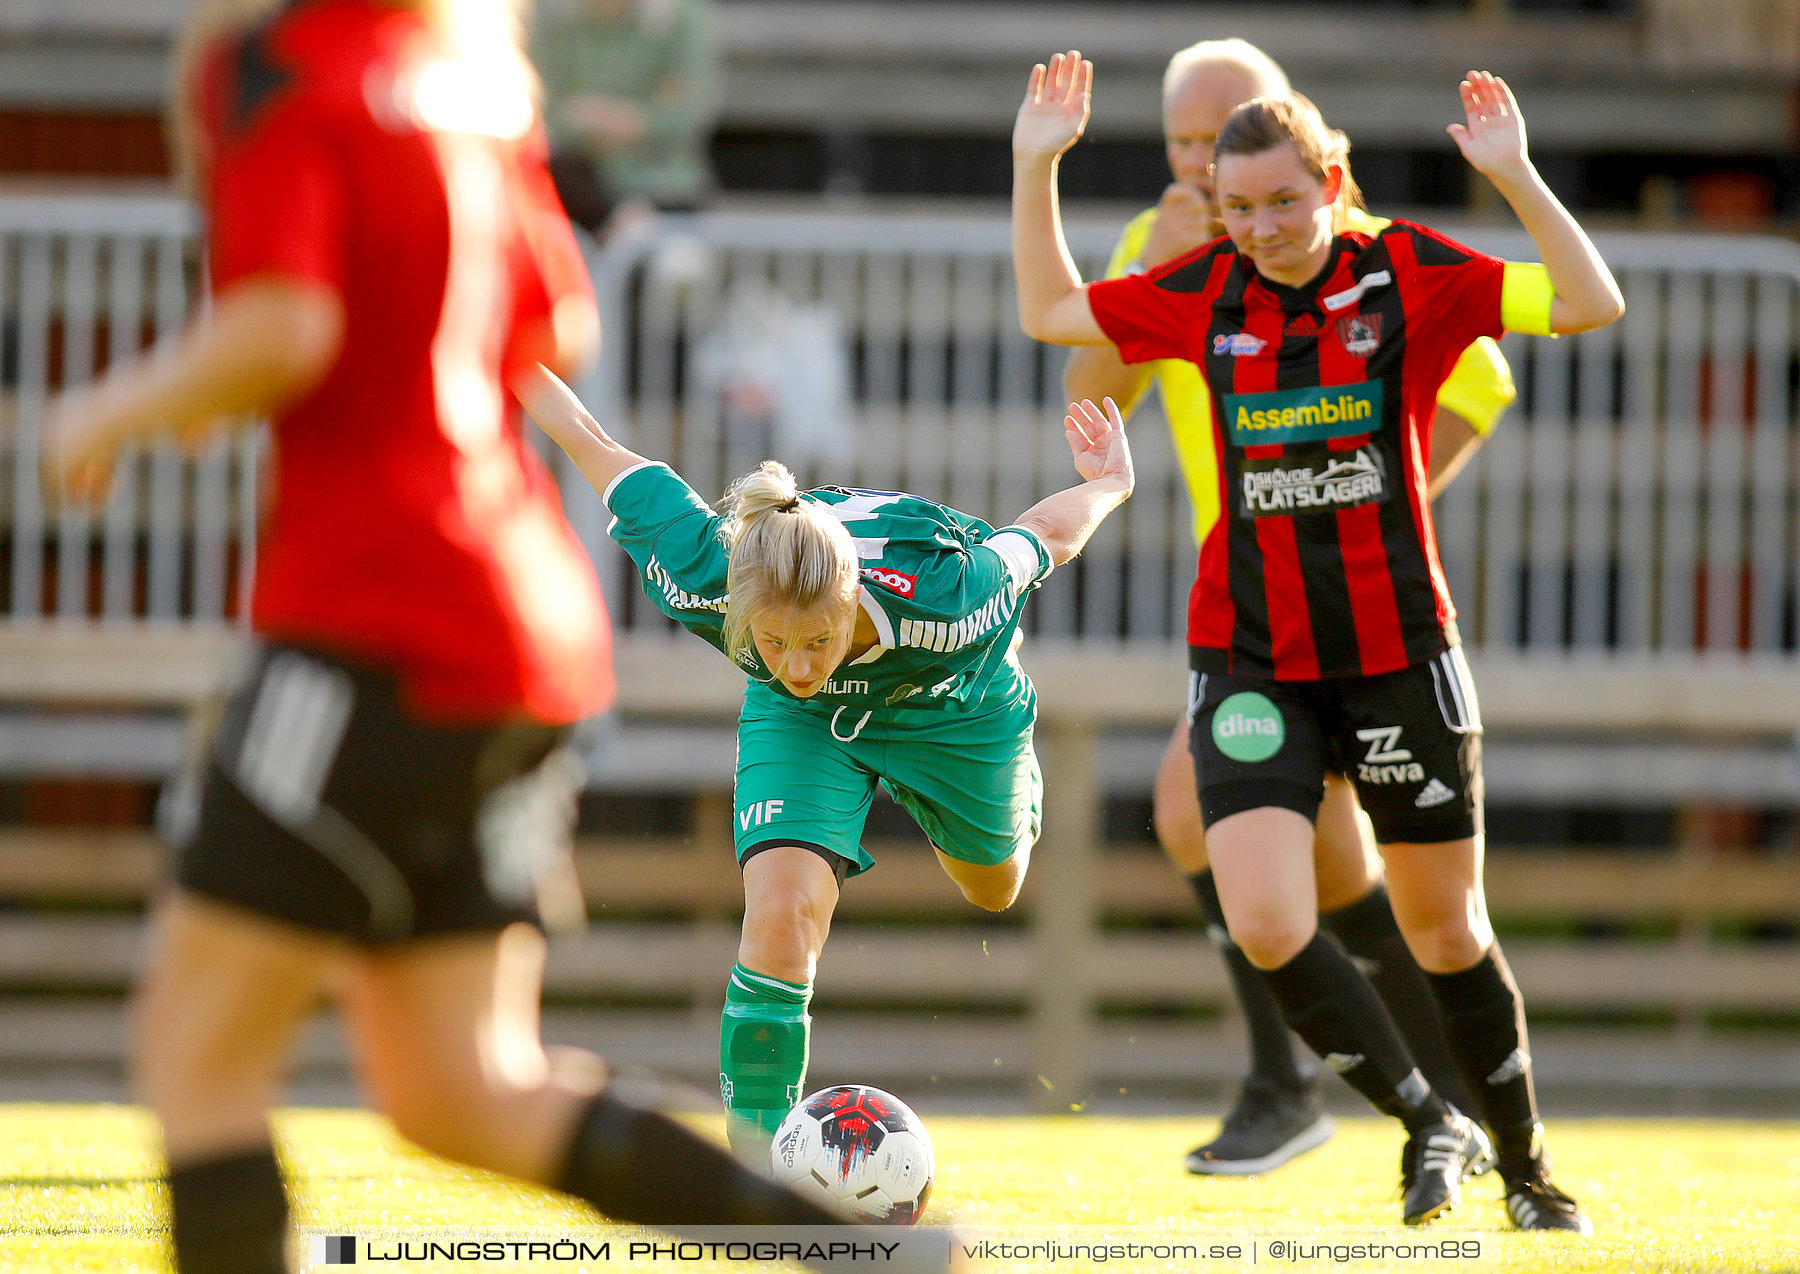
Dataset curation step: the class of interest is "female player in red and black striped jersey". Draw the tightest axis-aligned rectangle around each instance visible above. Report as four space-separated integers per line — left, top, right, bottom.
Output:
1012 53 1621 1231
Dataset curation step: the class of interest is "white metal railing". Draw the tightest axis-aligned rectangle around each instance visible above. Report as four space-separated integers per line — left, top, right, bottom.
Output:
6 195 1800 667
1444 229 1800 657
0 193 260 629
577 212 1800 662
568 210 1194 647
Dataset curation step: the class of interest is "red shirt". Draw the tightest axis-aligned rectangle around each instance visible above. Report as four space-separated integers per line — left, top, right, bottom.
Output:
194 0 613 722
1089 222 1506 680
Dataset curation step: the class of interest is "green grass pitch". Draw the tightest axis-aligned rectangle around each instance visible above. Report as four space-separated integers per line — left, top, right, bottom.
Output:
1 1105 1796 1273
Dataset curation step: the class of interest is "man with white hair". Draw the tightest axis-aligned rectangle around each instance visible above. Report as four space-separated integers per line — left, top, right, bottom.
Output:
1066 37 1515 1177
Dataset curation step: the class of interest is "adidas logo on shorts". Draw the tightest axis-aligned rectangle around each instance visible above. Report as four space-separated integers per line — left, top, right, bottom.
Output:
1414 778 1456 808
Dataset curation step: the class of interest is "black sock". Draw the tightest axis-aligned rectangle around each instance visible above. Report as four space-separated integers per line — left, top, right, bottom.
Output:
1426 943 1540 1152
555 1088 843 1227
1262 932 1448 1131
167 1145 289 1274
1323 883 1478 1114
1190 869 1308 1092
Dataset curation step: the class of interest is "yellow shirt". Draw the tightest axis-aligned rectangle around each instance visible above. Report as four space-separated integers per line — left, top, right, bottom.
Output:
1103 207 1519 546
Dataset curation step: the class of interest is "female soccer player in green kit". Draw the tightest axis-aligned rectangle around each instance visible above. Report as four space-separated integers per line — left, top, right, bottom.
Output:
516 366 1133 1159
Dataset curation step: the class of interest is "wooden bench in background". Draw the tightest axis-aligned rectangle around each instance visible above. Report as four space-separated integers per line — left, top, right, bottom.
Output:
3 624 1800 1107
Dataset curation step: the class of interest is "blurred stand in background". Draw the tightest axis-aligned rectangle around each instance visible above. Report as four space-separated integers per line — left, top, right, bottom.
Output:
530 0 723 239
1644 0 1800 74
0 3 1794 227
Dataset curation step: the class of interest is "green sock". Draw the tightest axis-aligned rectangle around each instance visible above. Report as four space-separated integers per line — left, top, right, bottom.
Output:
720 963 813 1155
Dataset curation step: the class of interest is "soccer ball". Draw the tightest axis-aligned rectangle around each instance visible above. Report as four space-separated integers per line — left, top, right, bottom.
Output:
769 1085 934 1224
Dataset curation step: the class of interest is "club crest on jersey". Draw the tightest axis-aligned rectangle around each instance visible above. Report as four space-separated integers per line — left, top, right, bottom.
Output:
1338 314 1382 357
860 566 917 598
1212 332 1267 357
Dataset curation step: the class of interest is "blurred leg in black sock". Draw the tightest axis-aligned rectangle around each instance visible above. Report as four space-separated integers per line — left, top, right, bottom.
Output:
1323 882 1478 1114
1425 942 1539 1152
555 1087 844 1227
167 1145 289 1274
1261 933 1447 1131
1190 868 1310 1092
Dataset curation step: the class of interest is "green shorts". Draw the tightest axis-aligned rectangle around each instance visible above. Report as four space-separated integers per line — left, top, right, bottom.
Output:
733 687 1042 877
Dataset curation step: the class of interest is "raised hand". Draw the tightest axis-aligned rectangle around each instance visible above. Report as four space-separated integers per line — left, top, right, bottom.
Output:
1065 396 1133 493
1013 51 1092 164
1446 70 1530 186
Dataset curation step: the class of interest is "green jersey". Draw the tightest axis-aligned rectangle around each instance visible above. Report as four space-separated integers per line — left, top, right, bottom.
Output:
604 462 1054 717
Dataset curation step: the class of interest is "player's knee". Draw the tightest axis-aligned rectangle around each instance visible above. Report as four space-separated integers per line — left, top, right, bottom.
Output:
129 1049 196 1121
948 854 1026 912
129 1021 270 1126
1151 792 1208 872
958 874 1022 912
1227 915 1314 970
1401 916 1490 974
382 1077 493 1167
740 889 832 972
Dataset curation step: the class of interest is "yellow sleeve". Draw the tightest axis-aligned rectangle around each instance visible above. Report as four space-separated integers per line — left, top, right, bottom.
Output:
1501 262 1555 336
1435 336 1516 436
1154 363 1222 546
1106 209 1222 544
1345 208 1392 235
1103 209 1159 281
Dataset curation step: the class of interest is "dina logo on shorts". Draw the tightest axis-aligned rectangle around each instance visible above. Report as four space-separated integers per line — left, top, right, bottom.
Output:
1212 692 1284 763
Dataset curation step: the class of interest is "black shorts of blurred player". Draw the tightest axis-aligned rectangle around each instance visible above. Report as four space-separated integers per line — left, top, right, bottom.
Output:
171 642 582 943
139 640 602 1194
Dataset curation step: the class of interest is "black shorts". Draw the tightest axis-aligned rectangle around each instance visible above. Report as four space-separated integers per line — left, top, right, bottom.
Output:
1187 647 1483 844
165 642 580 943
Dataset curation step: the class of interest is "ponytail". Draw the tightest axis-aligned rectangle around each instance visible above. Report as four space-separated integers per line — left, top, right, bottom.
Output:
720 462 859 662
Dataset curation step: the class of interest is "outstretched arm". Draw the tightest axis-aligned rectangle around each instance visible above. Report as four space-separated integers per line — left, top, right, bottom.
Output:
1011 52 1109 346
1427 408 1484 499
42 278 344 504
1064 345 1152 418
1011 397 1134 565
511 363 651 495
1448 71 1623 334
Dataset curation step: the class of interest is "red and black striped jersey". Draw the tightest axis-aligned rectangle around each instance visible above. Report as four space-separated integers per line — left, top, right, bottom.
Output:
1089 220 1517 681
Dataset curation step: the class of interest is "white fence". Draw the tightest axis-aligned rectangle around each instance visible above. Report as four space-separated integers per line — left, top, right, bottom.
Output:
5 196 1800 1107
0 194 264 630
5 196 1800 669
578 212 1800 664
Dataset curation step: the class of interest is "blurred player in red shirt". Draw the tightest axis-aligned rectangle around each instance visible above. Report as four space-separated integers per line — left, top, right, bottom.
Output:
44 1 858 1269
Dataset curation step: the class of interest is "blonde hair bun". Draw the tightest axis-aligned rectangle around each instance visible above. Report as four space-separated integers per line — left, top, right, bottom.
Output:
720 463 859 661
